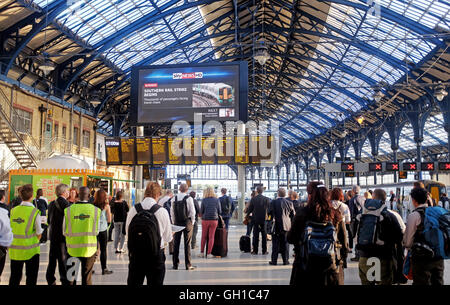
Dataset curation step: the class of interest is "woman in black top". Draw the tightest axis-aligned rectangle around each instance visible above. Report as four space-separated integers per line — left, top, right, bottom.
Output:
33 188 48 217
111 191 129 253
287 181 348 285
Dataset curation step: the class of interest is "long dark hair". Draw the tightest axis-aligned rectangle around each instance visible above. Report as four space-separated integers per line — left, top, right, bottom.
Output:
306 181 340 226
94 189 108 210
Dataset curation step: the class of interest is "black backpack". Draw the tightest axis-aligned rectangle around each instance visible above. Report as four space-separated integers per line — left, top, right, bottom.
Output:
220 196 231 215
356 199 388 252
173 195 190 225
127 203 161 258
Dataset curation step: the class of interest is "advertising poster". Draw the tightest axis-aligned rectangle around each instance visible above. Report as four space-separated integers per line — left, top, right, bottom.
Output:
33 175 73 202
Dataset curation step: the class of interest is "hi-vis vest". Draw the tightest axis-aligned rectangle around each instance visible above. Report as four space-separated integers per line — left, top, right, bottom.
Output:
64 203 100 258
9 205 40 261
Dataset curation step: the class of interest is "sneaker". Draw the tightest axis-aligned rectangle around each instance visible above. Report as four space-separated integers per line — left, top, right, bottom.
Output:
102 269 113 275
115 250 121 254
197 254 205 258
186 266 197 271
350 257 360 262
251 251 258 255
268 261 277 265
283 261 290 265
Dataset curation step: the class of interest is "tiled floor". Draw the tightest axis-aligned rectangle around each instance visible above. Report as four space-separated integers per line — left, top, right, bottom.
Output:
1 225 449 285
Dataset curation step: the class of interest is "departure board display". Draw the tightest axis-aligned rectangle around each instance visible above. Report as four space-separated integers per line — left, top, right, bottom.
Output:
168 137 183 165
105 138 121 165
105 136 279 166
152 137 167 165
120 138 136 165
184 137 200 165
235 136 249 164
216 136 234 165
136 137 151 165
201 137 216 164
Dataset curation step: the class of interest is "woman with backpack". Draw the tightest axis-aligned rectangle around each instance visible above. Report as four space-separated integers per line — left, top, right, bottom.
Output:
199 187 222 258
112 191 129 253
93 189 113 275
287 181 348 285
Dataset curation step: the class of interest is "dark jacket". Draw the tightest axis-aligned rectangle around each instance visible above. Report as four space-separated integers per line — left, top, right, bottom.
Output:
219 195 234 217
247 194 271 225
33 198 48 216
48 196 71 244
269 198 295 233
193 198 200 221
348 195 365 220
111 200 129 222
200 197 221 220
287 206 348 286
0 202 10 217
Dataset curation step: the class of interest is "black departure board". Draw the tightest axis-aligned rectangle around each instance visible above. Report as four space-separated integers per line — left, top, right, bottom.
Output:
105 136 277 166
235 136 249 164
105 138 121 165
152 137 167 165
120 138 136 165
184 137 200 165
136 137 151 165
201 137 216 164
217 136 234 165
168 137 183 165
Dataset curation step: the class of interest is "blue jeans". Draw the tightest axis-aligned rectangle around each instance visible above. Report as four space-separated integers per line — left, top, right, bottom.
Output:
222 216 230 230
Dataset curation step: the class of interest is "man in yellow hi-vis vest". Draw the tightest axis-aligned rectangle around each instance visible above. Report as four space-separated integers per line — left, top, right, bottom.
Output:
63 186 100 285
9 184 42 286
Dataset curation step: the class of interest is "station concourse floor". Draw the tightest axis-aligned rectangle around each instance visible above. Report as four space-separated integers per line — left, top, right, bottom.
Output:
1 225 449 285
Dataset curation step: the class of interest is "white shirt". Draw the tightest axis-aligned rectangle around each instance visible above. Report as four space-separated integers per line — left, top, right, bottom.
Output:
331 200 351 224
170 193 196 225
0 208 13 247
16 202 43 235
388 209 406 234
125 197 173 249
157 195 171 207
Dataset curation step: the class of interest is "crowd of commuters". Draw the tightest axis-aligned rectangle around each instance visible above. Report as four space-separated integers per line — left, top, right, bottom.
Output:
0 178 448 286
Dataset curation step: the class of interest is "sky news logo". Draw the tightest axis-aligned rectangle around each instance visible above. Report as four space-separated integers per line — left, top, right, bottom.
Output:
172 72 203 80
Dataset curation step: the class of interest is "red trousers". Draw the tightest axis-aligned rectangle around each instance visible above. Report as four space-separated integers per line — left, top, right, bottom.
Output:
201 220 218 255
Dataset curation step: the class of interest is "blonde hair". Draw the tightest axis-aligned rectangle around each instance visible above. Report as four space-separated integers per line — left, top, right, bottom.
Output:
144 182 162 199
364 191 372 199
203 187 217 199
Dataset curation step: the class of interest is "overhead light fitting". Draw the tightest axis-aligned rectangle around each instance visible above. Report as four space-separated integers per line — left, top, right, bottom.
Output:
356 116 365 125
373 89 384 103
39 59 55 76
434 82 448 102
254 40 270 66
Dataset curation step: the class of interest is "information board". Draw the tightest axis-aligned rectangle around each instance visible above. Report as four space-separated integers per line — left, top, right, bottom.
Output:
120 138 136 165
105 138 121 165
218 136 234 165
201 137 216 164
136 137 151 165
168 137 183 165
184 137 200 165
152 137 167 165
131 62 248 124
235 136 249 164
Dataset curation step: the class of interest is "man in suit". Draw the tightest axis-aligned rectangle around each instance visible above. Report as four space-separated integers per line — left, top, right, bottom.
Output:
268 188 295 265
247 185 271 255
348 185 366 262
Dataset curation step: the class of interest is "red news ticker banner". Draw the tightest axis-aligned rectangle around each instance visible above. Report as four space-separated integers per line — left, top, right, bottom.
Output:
144 83 158 88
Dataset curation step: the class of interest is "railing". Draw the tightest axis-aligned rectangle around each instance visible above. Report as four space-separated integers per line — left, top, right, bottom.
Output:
0 159 20 185
40 136 72 158
0 86 43 164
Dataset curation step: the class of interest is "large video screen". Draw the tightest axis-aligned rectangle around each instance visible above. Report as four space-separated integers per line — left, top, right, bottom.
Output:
130 62 248 124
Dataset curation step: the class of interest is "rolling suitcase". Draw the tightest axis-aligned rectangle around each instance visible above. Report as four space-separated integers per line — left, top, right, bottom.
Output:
211 216 228 257
239 235 251 253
